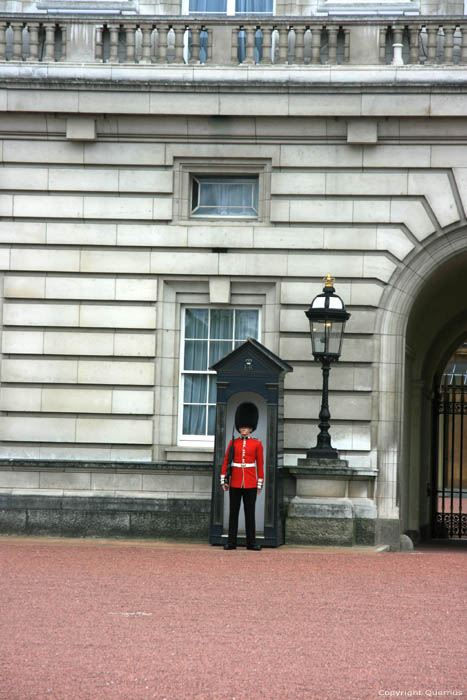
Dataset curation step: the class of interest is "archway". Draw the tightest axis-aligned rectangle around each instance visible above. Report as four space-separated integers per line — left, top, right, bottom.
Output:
375 229 467 544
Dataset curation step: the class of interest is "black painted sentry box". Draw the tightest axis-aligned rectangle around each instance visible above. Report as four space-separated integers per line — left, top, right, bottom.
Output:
209 338 292 547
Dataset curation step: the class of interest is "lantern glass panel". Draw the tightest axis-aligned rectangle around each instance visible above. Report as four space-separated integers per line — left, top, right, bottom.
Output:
310 320 326 356
327 320 344 355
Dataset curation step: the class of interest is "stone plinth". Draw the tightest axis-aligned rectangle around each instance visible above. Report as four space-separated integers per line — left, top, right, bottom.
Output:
285 457 378 546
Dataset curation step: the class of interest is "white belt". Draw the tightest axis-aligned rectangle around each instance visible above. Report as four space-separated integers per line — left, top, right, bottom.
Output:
232 462 256 467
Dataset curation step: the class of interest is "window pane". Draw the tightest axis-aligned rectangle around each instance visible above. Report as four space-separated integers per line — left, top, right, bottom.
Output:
184 375 207 403
208 405 216 435
209 340 232 366
184 340 208 371
192 178 258 217
190 0 226 10
210 309 233 339
185 308 208 339
208 375 217 404
236 0 273 11
183 405 206 435
235 309 259 340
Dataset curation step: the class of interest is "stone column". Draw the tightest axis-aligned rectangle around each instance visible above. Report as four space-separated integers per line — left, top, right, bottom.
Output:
189 24 200 65
379 26 388 64
95 24 104 62
0 23 6 61
443 25 455 64
310 25 321 64
108 24 120 63
124 24 136 63
260 25 273 65
11 22 24 61
327 25 338 64
173 24 185 64
391 26 404 66
425 25 438 64
293 25 305 64
140 24 153 64
408 25 419 64
43 22 56 62
242 25 256 65
278 24 289 64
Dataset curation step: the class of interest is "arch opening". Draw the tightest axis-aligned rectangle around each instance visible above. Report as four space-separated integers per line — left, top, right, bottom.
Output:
402 249 467 541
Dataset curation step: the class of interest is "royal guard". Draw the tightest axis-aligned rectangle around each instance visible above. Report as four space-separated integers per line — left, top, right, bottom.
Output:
220 402 264 551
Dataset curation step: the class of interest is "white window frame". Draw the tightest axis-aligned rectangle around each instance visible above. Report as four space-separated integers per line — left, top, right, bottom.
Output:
182 0 275 14
178 305 261 446
191 175 259 219
173 158 271 224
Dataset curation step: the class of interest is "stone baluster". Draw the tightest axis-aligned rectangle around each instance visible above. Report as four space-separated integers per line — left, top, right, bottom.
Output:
59 23 67 61
140 24 153 64
205 27 212 63
28 22 40 61
124 24 136 63
0 22 7 61
242 25 255 64
11 22 24 61
278 24 289 64
343 26 350 63
293 25 305 64
310 25 321 64
173 24 185 64
443 25 455 64
460 24 467 64
188 24 200 64
44 22 56 62
108 24 120 62
408 25 419 64
379 26 388 64
327 25 338 64
95 24 104 62
260 25 273 65
391 25 404 66
426 25 438 64
231 25 239 64
156 25 168 63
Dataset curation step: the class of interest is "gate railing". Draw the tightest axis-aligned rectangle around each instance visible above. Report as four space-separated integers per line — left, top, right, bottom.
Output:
1 14 467 66
433 377 467 539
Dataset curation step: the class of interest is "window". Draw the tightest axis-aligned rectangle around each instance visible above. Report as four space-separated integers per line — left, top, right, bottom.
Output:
191 176 259 218
188 0 273 13
180 307 260 440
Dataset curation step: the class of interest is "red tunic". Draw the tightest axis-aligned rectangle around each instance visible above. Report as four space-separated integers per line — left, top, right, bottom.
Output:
221 436 264 490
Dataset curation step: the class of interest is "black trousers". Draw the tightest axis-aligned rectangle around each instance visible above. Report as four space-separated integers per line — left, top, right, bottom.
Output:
228 487 257 547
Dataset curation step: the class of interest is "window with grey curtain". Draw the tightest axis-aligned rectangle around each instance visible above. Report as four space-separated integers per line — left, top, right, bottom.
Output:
191 176 259 217
182 308 259 436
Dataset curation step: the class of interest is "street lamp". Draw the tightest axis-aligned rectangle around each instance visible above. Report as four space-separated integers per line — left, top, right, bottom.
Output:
305 274 351 459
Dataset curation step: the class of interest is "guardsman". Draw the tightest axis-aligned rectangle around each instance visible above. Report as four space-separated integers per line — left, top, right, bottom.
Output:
221 402 264 551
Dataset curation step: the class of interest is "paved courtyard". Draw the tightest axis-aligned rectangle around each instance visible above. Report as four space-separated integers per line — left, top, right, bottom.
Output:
0 537 466 700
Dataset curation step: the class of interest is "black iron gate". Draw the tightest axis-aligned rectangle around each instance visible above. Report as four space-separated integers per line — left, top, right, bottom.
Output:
432 378 467 538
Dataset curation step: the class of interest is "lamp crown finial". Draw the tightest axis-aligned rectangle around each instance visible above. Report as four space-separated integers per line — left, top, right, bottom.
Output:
324 273 335 288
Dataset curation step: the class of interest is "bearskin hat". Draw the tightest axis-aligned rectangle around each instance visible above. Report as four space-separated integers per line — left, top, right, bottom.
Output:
235 402 259 432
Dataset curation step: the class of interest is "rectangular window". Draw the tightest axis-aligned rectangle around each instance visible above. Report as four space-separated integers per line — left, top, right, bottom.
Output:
188 0 273 12
180 307 260 440
191 176 259 218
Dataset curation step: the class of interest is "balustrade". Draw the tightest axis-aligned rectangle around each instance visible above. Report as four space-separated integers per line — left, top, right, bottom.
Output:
0 14 466 67
381 21 467 65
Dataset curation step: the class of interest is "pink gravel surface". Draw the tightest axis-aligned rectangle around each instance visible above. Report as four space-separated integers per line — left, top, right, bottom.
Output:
0 537 466 700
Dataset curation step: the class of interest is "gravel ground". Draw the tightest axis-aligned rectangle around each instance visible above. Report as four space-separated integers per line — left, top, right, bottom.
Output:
0 537 466 700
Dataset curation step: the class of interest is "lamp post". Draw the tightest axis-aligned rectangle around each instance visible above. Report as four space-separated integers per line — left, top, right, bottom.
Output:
305 274 350 459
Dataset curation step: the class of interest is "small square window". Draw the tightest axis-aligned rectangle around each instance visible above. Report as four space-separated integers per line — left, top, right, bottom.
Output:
191 176 259 218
